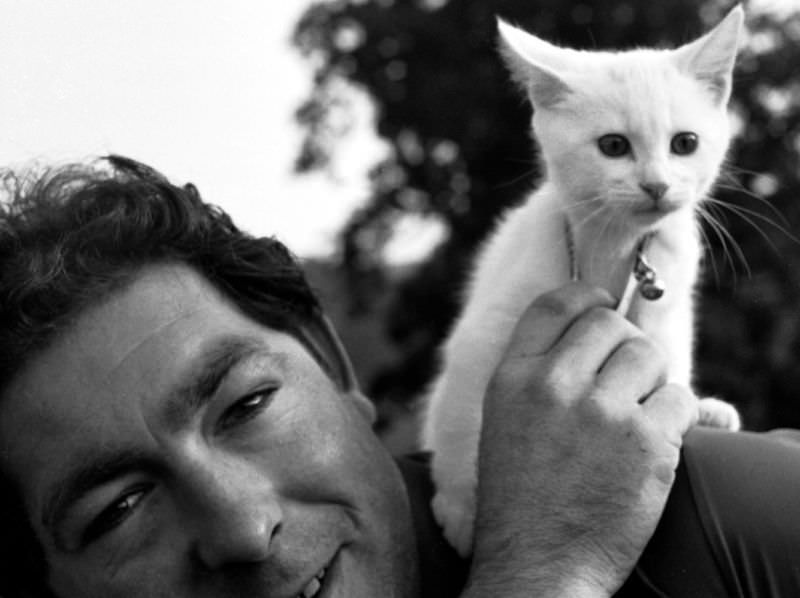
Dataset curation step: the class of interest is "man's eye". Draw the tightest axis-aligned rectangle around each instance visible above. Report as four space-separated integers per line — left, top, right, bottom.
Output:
82 487 149 545
218 388 276 430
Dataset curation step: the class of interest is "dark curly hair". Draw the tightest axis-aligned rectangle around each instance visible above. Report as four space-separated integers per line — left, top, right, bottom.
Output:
0 155 324 597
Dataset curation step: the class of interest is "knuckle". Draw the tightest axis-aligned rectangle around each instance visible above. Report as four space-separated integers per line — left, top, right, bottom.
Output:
530 282 613 317
641 385 698 442
580 282 616 307
530 291 574 318
582 390 616 423
585 305 621 329
623 334 667 367
657 382 697 411
629 411 656 438
488 357 547 402
540 361 575 397
664 384 701 422
570 280 615 303
501 358 575 409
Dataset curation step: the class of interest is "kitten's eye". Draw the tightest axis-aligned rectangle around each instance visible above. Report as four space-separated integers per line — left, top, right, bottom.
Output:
597 134 631 158
671 132 699 155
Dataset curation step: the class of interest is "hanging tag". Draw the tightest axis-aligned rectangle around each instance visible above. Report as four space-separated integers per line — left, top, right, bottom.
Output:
633 238 665 301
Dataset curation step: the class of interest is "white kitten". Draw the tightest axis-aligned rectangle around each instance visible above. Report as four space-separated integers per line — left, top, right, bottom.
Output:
422 6 745 556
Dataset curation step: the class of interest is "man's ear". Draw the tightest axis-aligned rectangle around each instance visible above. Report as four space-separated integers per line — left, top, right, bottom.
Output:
344 387 377 424
299 311 377 423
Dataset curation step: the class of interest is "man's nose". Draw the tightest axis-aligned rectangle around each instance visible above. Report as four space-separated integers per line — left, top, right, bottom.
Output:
183 461 283 570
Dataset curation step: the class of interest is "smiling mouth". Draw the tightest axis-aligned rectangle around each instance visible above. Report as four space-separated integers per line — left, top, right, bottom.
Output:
297 566 326 598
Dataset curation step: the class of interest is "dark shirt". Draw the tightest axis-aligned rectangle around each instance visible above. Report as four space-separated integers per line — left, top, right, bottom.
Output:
400 428 800 598
397 454 470 598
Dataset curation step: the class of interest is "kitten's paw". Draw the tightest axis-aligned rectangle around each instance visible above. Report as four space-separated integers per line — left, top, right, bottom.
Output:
698 397 741 431
431 487 476 557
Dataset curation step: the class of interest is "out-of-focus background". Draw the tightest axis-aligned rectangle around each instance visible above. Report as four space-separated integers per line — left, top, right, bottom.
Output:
3 0 800 453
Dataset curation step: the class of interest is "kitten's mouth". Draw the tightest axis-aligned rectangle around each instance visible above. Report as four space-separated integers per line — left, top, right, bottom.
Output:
635 198 683 215
631 202 682 228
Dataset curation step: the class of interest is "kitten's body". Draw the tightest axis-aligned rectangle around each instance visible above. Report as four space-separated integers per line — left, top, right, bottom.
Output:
422 7 744 556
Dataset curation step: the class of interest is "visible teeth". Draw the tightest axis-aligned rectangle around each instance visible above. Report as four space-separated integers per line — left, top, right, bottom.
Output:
298 568 326 598
301 578 320 598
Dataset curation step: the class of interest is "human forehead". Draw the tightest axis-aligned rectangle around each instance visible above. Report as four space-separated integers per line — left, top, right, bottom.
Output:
65 263 264 368
4 265 260 407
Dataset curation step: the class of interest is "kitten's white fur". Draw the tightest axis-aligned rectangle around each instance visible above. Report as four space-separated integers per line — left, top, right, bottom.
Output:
422 6 744 556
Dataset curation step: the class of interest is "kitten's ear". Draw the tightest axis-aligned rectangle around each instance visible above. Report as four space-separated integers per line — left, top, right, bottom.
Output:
673 5 744 105
497 18 572 109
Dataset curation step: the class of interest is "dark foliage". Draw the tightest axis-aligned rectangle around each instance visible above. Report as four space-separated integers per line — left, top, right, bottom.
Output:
294 0 800 430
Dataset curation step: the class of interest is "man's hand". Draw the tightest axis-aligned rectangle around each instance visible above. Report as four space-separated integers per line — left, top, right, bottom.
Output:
464 282 698 597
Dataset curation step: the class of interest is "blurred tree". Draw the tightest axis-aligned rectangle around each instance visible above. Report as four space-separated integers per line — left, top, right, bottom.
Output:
294 0 800 431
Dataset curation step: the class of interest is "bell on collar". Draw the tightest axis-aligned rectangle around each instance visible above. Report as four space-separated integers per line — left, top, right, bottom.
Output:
633 244 665 301
640 278 665 300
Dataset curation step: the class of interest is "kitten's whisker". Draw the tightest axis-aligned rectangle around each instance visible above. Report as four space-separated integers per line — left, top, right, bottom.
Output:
707 191 789 230
703 199 732 227
712 226 742 282
697 205 751 279
590 210 619 278
706 196 798 250
703 203 739 274
696 218 723 287
721 163 783 200
531 196 608 226
704 206 750 275
572 204 613 237
714 171 790 228
563 195 609 215
564 200 614 278
695 202 729 282
721 162 763 178
697 209 736 280
494 165 540 189
562 195 608 227
714 186 790 231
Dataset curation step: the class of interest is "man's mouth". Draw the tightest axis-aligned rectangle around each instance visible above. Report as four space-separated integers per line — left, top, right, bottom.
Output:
297 566 327 598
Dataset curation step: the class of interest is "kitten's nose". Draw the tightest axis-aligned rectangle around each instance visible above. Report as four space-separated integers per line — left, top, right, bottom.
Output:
640 182 669 201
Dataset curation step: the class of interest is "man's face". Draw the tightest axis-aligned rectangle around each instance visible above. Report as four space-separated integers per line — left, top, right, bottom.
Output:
0 264 418 597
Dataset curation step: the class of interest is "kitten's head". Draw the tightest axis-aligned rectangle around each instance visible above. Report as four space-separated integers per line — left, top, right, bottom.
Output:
499 6 743 234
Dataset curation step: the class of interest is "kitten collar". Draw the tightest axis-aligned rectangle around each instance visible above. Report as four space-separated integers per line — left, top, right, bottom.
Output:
563 217 665 312
632 237 666 300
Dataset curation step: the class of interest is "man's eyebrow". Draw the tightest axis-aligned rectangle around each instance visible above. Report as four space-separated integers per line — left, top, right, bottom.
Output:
42 448 154 537
161 335 269 431
42 337 272 537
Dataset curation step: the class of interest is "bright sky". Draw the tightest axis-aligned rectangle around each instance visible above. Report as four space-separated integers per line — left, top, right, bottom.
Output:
0 1 387 258
1 1 795 261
